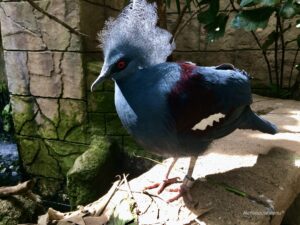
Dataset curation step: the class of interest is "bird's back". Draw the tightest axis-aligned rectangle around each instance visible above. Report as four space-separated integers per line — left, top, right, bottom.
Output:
114 62 277 157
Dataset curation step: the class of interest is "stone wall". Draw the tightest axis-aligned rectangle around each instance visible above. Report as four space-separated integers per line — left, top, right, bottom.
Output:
0 0 141 197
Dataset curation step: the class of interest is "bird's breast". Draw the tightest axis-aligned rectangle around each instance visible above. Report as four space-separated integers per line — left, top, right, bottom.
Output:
114 78 179 154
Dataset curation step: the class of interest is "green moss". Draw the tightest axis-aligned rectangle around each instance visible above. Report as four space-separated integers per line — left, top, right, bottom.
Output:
35 178 64 199
88 113 106 143
87 92 115 113
123 136 143 155
27 141 62 179
17 137 40 165
103 80 115 91
67 136 123 208
45 140 87 156
106 113 128 135
0 196 39 225
86 61 104 91
36 114 58 139
65 125 87 144
20 120 39 137
86 61 103 75
123 136 161 162
10 96 36 134
58 99 86 140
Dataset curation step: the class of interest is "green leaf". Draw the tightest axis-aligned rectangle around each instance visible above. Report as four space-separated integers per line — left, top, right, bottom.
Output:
240 0 279 7
240 0 256 7
280 0 297 18
108 198 138 225
231 7 275 31
259 0 280 6
262 31 276 50
205 13 229 42
197 0 219 24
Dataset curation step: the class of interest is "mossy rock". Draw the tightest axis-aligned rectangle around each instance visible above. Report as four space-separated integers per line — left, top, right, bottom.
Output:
67 136 123 208
0 196 42 225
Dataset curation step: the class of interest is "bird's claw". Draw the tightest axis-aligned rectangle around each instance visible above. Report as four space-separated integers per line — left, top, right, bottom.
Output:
144 177 180 194
144 175 195 203
166 175 195 203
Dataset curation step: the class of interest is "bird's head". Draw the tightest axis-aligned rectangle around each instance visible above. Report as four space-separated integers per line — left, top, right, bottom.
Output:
91 0 175 91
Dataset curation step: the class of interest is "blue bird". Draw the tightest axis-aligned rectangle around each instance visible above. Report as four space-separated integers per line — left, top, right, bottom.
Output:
91 0 277 202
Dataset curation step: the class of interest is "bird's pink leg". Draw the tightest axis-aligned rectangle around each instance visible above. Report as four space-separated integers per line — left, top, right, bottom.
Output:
165 156 196 203
144 156 197 203
144 157 179 193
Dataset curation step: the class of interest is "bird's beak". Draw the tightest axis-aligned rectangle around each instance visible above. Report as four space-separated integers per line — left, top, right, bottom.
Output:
91 65 110 92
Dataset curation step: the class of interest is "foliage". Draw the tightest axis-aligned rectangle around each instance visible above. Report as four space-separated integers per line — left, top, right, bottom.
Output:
163 0 300 98
0 81 13 141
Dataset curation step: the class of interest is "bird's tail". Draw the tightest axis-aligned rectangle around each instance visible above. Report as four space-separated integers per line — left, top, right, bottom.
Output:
238 106 278 134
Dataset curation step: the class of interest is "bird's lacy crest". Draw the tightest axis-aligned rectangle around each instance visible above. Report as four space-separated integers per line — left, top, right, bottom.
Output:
98 0 175 66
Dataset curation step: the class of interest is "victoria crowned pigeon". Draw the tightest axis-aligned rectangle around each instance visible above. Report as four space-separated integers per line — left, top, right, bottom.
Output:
91 0 277 202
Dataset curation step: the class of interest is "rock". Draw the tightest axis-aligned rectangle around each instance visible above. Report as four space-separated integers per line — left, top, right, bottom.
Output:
36 98 59 127
3 51 29 95
9 95 37 134
0 195 42 225
30 73 62 98
61 52 85 99
67 136 123 208
0 2 46 50
58 99 87 142
27 52 54 77
282 194 300 225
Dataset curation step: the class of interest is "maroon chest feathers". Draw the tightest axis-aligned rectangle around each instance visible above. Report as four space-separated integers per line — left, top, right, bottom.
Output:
167 63 222 134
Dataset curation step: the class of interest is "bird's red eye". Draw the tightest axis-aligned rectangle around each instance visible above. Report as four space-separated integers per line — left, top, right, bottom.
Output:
117 60 126 70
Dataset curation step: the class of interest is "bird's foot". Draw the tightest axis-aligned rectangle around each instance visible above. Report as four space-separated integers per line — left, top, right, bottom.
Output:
144 177 180 194
144 175 195 203
166 175 195 203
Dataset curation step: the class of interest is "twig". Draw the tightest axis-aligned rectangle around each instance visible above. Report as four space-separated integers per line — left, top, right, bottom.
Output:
116 187 167 202
26 0 88 37
95 177 124 216
278 15 285 88
133 153 186 176
0 180 35 197
274 14 280 92
229 0 238 11
288 47 299 89
123 174 141 215
173 6 206 41
229 0 273 84
171 5 188 36
250 31 273 84
156 0 168 29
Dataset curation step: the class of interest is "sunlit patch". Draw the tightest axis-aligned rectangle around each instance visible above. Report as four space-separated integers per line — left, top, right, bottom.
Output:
295 159 300 167
192 113 225 131
250 133 300 143
283 112 300 132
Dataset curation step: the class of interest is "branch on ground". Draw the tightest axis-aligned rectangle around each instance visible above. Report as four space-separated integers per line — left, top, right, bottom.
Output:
0 180 35 197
